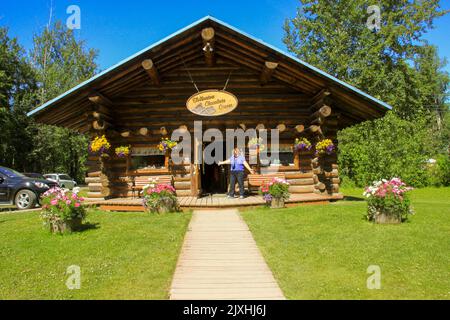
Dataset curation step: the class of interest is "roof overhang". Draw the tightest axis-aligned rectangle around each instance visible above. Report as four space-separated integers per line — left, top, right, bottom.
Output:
28 16 391 122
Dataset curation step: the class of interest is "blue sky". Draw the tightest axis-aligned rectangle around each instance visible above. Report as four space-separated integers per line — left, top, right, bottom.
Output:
1 0 449 74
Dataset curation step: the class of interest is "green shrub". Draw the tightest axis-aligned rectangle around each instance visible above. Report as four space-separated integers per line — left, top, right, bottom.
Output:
338 112 441 188
426 154 450 186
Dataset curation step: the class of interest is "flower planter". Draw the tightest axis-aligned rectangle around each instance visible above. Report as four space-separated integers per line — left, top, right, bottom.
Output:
143 185 180 214
271 197 285 209
364 178 414 224
49 217 82 234
147 203 178 214
374 211 401 224
154 204 173 214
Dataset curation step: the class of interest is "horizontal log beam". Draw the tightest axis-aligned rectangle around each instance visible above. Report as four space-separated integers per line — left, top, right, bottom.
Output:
120 130 131 138
295 124 305 133
201 28 215 67
92 119 111 131
276 123 286 132
141 59 160 85
260 61 278 85
88 93 112 107
138 127 149 136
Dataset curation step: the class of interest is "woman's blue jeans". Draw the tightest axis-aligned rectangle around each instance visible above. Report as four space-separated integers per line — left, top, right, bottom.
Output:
229 171 245 197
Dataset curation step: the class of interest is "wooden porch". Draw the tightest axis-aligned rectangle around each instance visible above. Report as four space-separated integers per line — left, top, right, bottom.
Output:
86 192 343 211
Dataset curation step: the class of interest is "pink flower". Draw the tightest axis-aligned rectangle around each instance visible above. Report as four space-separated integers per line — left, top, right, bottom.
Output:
50 199 58 206
66 200 72 205
74 202 81 208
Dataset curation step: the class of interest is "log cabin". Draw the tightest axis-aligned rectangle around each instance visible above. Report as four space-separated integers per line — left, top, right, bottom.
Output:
28 16 391 208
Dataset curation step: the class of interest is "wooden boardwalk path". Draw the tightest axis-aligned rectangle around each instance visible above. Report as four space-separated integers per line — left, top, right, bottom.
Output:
169 209 285 300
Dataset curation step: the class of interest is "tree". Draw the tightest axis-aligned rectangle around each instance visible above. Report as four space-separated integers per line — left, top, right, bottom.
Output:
0 21 96 181
30 20 98 105
0 27 37 111
284 1 449 186
0 27 37 171
283 0 449 118
26 20 97 180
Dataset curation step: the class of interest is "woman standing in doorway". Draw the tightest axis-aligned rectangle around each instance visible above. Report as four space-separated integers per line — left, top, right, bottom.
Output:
219 148 254 199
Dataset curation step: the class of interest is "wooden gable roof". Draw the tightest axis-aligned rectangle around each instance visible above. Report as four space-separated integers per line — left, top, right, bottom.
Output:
28 16 391 132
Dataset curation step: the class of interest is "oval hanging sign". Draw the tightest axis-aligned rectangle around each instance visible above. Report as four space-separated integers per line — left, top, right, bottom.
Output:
186 90 238 116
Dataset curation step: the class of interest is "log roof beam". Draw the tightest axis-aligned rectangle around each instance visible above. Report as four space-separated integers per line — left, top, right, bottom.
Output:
260 61 278 86
201 27 215 67
141 59 160 86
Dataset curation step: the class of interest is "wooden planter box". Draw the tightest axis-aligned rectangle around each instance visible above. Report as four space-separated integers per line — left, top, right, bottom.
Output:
146 199 179 214
49 217 82 234
270 198 285 209
374 211 401 224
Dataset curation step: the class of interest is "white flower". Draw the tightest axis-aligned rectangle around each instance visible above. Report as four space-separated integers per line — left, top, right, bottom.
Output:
73 187 80 194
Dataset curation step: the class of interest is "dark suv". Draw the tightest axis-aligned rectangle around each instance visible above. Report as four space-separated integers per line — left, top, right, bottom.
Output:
0 166 58 210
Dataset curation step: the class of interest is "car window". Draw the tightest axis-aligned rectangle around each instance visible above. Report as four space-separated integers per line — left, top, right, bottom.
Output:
59 175 72 180
0 167 25 178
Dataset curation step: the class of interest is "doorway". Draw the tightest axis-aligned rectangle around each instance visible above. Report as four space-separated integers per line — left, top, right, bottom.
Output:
201 141 228 195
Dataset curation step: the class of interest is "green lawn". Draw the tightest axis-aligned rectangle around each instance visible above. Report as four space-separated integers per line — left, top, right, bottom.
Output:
0 209 191 299
241 187 450 300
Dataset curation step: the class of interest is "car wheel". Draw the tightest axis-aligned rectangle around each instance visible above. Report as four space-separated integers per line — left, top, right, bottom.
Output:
61 185 65 189
15 190 37 210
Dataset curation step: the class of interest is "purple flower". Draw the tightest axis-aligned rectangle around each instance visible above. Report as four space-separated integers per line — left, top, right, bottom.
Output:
326 144 335 154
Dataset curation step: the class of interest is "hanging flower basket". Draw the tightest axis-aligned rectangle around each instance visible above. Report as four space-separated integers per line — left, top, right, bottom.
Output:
89 135 111 156
248 137 265 152
115 145 131 158
158 138 178 153
315 139 335 156
294 137 312 152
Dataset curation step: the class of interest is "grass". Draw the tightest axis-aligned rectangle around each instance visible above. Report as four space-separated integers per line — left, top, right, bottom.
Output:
241 187 450 300
0 208 191 299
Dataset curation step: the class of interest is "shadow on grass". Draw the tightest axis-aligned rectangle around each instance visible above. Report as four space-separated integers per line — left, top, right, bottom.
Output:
76 222 100 232
343 195 365 202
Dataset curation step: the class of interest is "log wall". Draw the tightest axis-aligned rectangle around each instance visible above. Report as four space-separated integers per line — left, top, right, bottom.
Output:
83 58 342 199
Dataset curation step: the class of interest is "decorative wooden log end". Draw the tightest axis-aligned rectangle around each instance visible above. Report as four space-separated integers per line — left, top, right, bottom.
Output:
201 28 215 66
276 123 286 132
160 126 168 136
295 124 305 133
138 127 149 136
141 59 160 85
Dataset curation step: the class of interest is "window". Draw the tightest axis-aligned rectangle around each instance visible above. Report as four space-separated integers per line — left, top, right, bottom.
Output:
256 144 295 167
59 175 72 180
130 155 166 170
277 152 295 166
0 167 24 178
